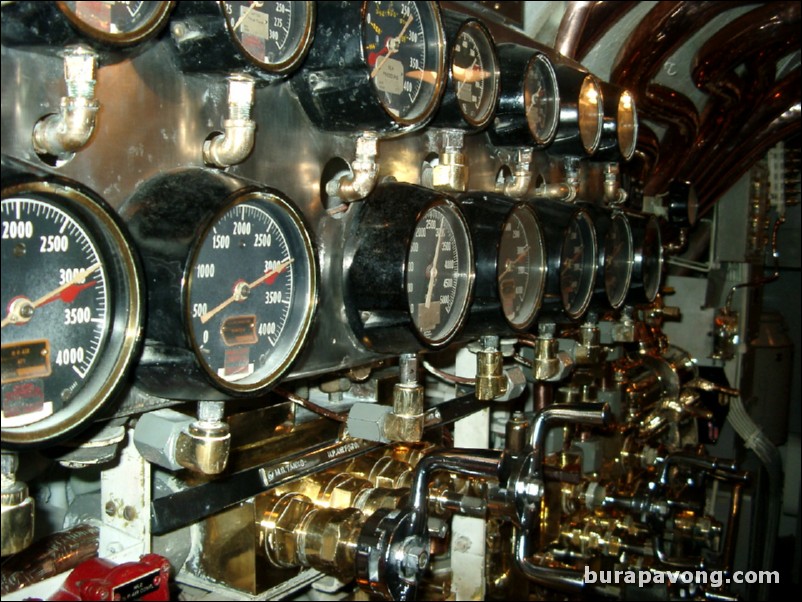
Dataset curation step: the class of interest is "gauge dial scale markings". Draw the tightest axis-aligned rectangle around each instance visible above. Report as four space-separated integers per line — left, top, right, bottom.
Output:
603 213 634 309
186 192 316 393
58 1 173 45
559 211 597 319
221 1 314 72
451 20 499 128
524 53 559 146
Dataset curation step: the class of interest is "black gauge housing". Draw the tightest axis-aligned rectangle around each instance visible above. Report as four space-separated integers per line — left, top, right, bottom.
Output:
120 170 318 400
628 214 664 304
529 198 598 322
1 167 143 448
290 1 446 134
489 43 559 148
1 1 174 56
459 193 546 335
169 1 314 80
343 183 475 353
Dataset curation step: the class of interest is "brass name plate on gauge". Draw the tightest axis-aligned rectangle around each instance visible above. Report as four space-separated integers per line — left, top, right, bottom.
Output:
1 340 52 384
221 315 258 346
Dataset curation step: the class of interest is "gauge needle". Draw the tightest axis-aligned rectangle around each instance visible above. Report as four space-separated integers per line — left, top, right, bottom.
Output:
232 1 265 31
497 245 529 281
371 14 414 79
424 218 445 309
199 258 293 325
1 263 101 328
454 58 478 98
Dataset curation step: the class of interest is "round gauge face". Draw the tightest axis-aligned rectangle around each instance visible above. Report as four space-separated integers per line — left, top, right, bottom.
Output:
559 210 597 319
186 191 316 393
405 200 473 347
497 204 546 330
641 216 664 302
578 75 603 154
1 186 141 447
221 1 314 73
603 213 634 309
362 0 446 125
617 89 638 161
58 1 173 45
523 53 559 146
451 20 499 128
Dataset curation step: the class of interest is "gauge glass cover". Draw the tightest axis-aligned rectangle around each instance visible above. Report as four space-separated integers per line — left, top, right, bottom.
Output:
559 210 597 318
578 75 603 154
451 20 499 128
498 204 546 330
405 200 473 346
642 216 664 302
186 191 316 393
604 213 634 308
617 89 638 161
221 1 314 73
523 53 559 146
362 0 446 125
58 1 173 45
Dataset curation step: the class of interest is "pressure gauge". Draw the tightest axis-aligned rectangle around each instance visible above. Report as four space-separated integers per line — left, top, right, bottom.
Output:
57 1 174 46
550 66 604 156
344 183 474 353
628 214 664 304
449 19 499 128
533 200 598 322
460 195 547 336
603 212 634 309
406 199 474 346
122 171 317 400
524 53 559 146
1 178 142 448
560 210 597 318
490 44 558 147
221 1 314 74
291 1 446 133
597 83 638 162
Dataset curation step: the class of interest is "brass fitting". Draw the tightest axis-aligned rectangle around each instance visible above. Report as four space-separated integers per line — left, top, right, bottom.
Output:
1 453 34 556
203 74 257 168
431 129 468 192
384 354 424 443
500 147 534 199
175 404 230 475
575 322 601 365
505 412 530 454
476 336 508 400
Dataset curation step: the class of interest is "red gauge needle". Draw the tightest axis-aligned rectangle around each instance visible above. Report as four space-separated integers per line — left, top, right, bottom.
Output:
1 263 101 328
199 258 293 325
498 245 530 281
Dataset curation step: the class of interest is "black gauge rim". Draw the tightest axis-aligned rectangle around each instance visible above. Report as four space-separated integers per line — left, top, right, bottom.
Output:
617 89 638 161
56 1 174 46
451 18 500 129
560 209 597 319
220 1 316 74
524 52 560 147
184 188 318 394
405 197 475 348
499 203 547 331
360 0 447 128
1 182 142 448
578 75 603 155
604 212 635 309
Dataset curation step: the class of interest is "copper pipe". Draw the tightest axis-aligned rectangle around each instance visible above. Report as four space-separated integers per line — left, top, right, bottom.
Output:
698 73 801 214
723 482 743 573
681 2 801 185
641 84 700 196
575 1 639 61
611 2 747 88
555 1 594 59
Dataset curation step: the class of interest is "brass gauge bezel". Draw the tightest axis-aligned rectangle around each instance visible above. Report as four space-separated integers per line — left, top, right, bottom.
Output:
220 1 315 74
603 212 635 309
578 75 603 155
56 1 174 47
1 180 143 448
617 89 638 161
524 52 560 146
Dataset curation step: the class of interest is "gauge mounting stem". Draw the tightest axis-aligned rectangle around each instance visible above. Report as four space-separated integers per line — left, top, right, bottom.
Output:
326 132 380 203
203 74 257 168
501 148 534 198
32 46 99 159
